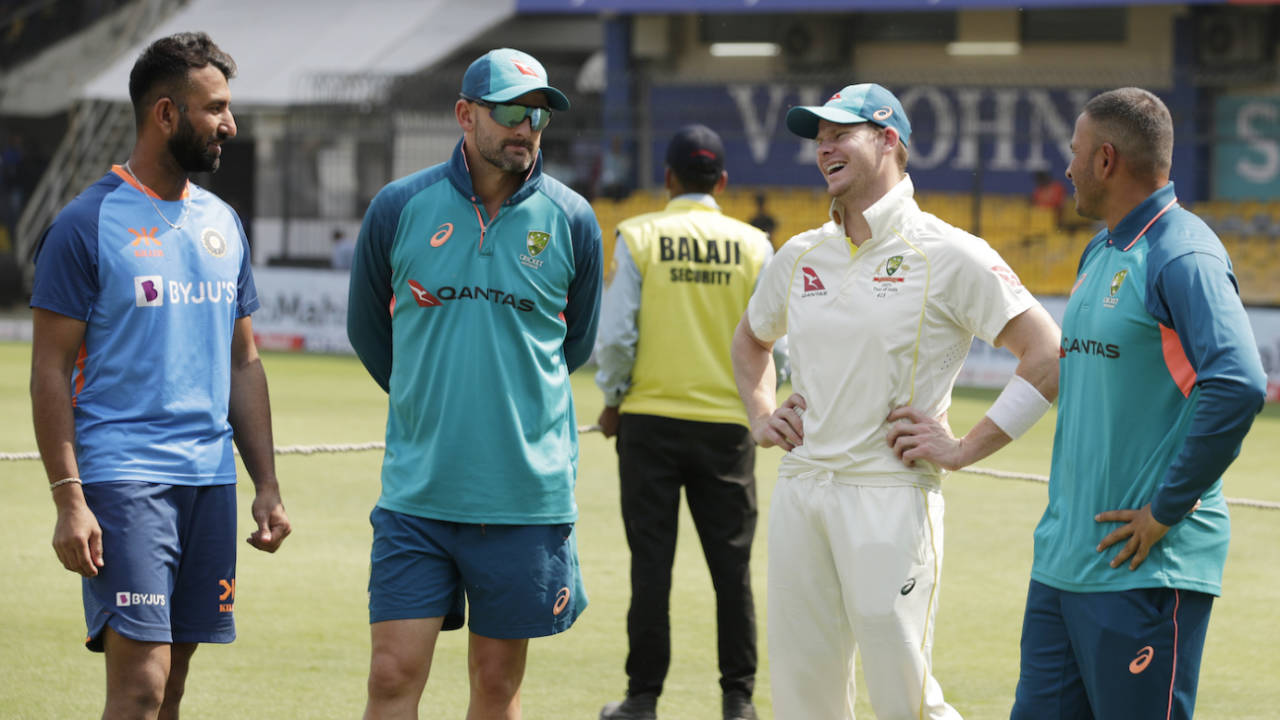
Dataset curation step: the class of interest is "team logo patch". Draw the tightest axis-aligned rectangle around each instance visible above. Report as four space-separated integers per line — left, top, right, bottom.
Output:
521 231 550 269
1104 269 1128 309
886 255 903 276
134 275 163 307
200 228 228 258
872 255 910 294
801 266 827 297
128 227 163 257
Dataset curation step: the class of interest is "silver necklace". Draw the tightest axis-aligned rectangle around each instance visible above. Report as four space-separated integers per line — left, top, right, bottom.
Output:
123 161 191 230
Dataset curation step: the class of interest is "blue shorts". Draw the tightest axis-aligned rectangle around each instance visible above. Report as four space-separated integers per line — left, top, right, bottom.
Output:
1011 580 1214 720
368 506 587 639
82 482 237 652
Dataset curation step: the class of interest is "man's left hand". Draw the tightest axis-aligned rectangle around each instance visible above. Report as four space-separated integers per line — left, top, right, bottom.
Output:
1095 503 1169 571
247 482 292 553
598 406 621 439
886 406 962 470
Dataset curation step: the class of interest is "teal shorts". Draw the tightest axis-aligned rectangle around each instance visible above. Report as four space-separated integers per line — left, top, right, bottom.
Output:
368 506 587 639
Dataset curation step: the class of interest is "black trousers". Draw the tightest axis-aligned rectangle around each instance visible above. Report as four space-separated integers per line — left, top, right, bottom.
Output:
616 413 758 698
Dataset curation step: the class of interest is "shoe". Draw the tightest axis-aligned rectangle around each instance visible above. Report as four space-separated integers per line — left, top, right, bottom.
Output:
722 691 758 720
599 693 657 720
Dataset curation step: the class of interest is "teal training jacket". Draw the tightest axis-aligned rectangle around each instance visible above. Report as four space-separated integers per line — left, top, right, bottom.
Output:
1032 182 1266 596
347 139 602 524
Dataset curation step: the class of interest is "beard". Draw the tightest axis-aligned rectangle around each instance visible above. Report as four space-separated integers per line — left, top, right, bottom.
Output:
475 125 536 175
168 113 224 174
1071 169 1103 220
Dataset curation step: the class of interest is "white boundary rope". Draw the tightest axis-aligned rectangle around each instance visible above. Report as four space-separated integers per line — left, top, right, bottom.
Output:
5 430 1278 511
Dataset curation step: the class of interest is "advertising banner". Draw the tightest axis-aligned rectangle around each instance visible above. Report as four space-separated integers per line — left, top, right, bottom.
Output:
649 83 1100 193
1213 95 1280 200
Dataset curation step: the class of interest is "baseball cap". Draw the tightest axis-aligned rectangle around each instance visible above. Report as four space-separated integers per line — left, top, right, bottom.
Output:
665 124 725 184
785 83 911 147
460 48 570 111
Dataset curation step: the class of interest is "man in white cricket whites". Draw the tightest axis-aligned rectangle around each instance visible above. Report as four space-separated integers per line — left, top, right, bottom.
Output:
731 83 1061 719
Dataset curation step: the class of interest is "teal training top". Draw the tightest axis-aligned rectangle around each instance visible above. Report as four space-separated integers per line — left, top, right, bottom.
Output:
347 139 602 524
1031 183 1267 596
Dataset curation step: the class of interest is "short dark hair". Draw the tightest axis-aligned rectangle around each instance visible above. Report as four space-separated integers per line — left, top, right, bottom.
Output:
1082 87 1173 181
128 32 236 126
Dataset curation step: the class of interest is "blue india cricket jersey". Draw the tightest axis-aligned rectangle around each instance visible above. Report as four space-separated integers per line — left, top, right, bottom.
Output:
347 140 602 525
30 166 259 486
1031 183 1267 595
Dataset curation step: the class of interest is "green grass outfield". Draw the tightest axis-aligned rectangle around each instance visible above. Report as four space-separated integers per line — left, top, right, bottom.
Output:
1 342 1277 719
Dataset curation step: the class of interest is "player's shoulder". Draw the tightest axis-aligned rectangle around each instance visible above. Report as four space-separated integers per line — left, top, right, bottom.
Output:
373 163 453 214
536 173 596 224
51 172 124 230
1145 206 1228 271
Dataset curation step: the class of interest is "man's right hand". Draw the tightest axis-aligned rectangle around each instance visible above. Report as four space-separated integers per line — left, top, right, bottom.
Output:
598 406 621 438
750 393 807 451
52 487 104 577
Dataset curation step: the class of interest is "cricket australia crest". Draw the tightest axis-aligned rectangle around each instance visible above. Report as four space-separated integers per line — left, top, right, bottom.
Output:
1104 269 1128 309
521 230 550 269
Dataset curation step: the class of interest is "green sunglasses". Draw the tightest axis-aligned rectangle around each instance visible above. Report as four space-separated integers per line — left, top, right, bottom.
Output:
467 97 552 131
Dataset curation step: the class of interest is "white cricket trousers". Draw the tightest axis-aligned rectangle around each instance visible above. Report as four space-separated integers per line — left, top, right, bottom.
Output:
767 470 962 720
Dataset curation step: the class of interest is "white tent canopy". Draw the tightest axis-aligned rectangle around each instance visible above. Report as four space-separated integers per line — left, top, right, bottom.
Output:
82 0 516 107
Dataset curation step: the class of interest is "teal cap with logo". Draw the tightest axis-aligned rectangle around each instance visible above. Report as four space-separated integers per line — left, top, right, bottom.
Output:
461 48 570 111
785 83 911 147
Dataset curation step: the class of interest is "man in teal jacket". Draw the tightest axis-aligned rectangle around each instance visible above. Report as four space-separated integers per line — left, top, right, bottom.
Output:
1012 87 1267 720
347 47 602 719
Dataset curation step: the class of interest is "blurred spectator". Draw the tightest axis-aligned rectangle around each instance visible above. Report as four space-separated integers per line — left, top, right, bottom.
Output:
329 227 355 270
1031 170 1067 226
747 192 777 242
600 135 632 200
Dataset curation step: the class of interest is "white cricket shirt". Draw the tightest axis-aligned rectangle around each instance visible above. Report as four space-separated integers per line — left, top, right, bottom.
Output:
747 175 1033 485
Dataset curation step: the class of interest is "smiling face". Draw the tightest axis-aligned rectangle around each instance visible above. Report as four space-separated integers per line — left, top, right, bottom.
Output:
814 120 887 202
168 64 236 173
469 90 548 176
1066 112 1105 220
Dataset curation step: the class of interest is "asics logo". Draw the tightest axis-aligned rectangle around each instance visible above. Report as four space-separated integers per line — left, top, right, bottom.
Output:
1129 646 1154 674
553 587 571 615
430 223 453 248
900 578 916 595
872 107 894 121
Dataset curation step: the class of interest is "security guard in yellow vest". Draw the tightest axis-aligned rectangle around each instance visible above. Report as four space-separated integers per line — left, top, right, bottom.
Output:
595 125 783 720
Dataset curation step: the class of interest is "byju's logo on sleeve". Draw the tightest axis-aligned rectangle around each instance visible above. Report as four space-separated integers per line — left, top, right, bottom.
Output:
134 275 163 307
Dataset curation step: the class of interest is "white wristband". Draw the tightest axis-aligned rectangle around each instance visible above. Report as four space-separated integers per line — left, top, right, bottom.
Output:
986 374 1051 440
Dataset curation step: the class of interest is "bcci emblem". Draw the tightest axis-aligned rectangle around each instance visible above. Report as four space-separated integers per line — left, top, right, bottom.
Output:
1104 269 1128 309
200 228 228 258
522 231 550 269
886 255 903 276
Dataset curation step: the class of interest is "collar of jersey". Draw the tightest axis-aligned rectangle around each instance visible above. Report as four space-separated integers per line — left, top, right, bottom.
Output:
1106 181 1176 252
445 137 544 205
666 193 720 212
826 174 917 251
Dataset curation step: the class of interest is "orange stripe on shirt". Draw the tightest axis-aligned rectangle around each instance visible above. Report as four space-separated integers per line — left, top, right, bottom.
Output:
1159 323 1196 398
72 342 87 407
111 165 191 200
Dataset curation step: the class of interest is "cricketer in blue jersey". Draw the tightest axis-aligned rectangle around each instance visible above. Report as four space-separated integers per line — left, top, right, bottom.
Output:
347 48 602 718
29 33 290 720
1012 88 1267 720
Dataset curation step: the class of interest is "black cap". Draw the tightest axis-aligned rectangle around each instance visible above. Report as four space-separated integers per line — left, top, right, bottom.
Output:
665 124 724 186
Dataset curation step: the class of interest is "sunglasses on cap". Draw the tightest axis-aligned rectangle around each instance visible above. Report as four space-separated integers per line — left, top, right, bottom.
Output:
465 96 552 131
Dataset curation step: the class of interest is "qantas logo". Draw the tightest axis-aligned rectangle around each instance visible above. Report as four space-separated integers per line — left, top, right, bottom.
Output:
406 281 535 312
802 266 826 295
408 280 442 307
512 60 542 78
1061 335 1120 359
